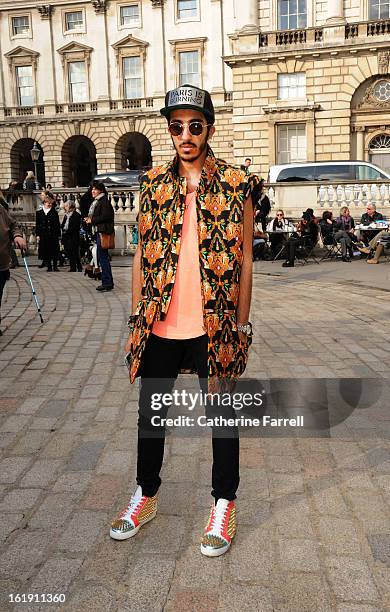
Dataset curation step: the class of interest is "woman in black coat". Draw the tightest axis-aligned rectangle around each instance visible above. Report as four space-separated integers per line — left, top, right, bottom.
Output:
61 202 82 272
35 192 61 271
85 181 114 292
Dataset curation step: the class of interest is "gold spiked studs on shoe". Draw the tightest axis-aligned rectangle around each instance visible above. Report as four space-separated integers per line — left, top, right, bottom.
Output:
200 499 236 557
110 486 157 540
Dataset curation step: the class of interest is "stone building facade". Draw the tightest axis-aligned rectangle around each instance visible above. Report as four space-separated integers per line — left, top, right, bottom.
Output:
0 0 389 187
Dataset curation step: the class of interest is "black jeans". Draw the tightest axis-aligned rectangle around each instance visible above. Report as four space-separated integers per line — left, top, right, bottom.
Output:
137 333 239 501
0 270 10 324
285 235 313 264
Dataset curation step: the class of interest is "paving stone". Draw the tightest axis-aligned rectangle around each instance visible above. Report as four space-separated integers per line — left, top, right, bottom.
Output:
0 488 43 511
81 474 123 509
326 556 380 602
30 556 83 592
0 415 31 433
0 531 53 580
0 456 32 483
217 584 273 612
0 512 25 544
52 471 92 493
271 572 333 612
38 399 70 418
367 534 390 566
228 529 273 582
58 510 106 553
337 605 383 612
29 493 77 529
96 450 133 474
121 556 175 611
165 591 219 612
39 433 80 458
278 538 321 571
65 440 105 471
20 459 63 488
318 516 362 556
66 584 115 612
9 431 50 455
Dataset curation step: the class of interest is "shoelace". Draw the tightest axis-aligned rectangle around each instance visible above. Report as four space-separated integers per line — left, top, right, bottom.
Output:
118 496 144 521
207 505 229 538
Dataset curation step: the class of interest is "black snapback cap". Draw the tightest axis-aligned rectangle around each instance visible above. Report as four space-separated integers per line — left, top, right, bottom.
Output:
160 84 215 124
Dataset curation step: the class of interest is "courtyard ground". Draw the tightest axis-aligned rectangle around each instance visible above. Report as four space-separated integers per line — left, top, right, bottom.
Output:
0 256 389 611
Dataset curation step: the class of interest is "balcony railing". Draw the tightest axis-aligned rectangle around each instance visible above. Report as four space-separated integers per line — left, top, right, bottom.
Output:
267 180 390 219
5 187 140 255
259 18 390 49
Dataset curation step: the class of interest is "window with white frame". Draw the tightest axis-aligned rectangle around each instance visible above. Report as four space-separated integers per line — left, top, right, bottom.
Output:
179 51 200 87
68 61 87 102
120 4 140 26
65 11 84 31
369 0 390 19
123 56 143 99
16 65 34 106
177 0 198 20
277 124 306 163
278 73 306 99
278 0 307 29
12 16 30 36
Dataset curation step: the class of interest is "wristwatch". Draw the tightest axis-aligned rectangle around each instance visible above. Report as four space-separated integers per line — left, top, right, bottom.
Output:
237 322 253 336
127 314 138 330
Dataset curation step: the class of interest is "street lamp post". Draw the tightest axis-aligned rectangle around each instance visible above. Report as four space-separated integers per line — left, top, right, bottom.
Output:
30 142 41 189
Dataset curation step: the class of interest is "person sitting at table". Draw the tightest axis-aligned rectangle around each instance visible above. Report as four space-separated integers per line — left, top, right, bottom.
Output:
282 212 318 268
358 203 384 245
334 206 356 262
253 210 267 261
357 228 389 263
319 211 335 246
266 209 291 258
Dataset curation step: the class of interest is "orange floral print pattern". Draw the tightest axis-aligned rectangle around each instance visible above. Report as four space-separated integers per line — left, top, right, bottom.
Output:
128 146 259 386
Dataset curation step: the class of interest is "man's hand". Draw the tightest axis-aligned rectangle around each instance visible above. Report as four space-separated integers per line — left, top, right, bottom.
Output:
14 236 27 251
85 216 92 224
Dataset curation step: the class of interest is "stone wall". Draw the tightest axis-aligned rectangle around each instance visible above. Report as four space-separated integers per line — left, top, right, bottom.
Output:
230 49 390 177
0 108 234 188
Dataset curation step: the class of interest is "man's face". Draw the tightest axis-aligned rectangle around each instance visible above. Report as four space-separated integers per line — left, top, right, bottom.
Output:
366 205 375 217
245 159 251 168
168 109 215 163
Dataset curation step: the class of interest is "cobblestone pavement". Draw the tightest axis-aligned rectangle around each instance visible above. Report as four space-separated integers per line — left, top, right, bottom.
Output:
0 259 389 612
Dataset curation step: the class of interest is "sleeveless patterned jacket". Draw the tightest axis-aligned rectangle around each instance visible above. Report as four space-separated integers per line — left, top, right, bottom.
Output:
129 147 258 387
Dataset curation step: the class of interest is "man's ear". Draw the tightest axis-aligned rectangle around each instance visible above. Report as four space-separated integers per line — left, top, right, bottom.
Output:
208 125 216 140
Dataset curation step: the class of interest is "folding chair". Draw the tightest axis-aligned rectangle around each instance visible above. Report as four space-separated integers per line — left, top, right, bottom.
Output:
296 235 320 266
378 236 390 262
319 229 342 262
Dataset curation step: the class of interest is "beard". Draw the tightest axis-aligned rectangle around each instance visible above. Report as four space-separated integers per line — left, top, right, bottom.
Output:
173 136 208 163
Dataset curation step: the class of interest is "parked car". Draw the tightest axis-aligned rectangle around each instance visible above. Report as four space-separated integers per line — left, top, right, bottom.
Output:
93 170 142 187
268 161 390 183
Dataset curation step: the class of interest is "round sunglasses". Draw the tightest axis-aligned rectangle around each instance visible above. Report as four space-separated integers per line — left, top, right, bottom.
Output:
168 120 211 137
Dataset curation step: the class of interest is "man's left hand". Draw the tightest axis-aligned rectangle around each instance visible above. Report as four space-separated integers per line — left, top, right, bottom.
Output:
14 236 27 251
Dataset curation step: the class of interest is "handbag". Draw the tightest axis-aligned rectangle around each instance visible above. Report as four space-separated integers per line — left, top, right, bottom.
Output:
99 232 115 249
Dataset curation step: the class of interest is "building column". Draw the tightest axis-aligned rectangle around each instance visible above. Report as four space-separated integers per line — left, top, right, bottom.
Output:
236 0 258 31
326 0 344 23
356 127 365 160
151 0 166 96
210 0 224 93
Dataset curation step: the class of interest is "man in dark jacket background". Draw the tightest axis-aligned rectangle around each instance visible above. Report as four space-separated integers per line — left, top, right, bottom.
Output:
0 206 26 335
85 181 115 291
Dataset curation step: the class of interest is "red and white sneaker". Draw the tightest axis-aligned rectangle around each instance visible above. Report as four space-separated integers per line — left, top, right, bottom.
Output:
200 498 237 557
110 486 157 540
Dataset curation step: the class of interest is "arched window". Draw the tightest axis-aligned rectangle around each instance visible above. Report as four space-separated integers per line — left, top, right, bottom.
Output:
278 0 307 30
369 0 390 20
369 134 390 176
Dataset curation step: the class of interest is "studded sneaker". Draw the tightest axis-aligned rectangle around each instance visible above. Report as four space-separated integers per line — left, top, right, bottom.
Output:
110 486 157 540
200 498 236 557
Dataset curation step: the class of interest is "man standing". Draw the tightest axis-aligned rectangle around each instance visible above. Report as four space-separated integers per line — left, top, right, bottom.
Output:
0 205 26 335
110 85 257 557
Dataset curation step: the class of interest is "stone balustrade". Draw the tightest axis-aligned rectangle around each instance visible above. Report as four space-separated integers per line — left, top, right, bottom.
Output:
5 186 140 256
267 181 390 220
